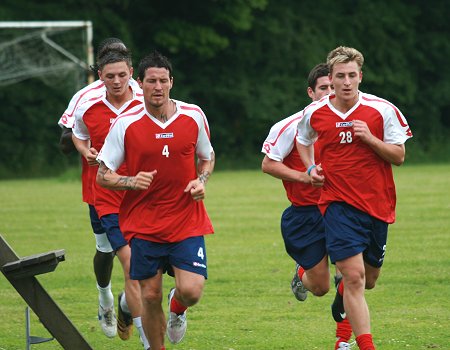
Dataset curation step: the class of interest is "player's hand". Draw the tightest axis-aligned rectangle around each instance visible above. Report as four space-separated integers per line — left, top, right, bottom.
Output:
310 164 325 187
184 179 205 201
353 120 374 144
131 170 157 190
85 147 99 166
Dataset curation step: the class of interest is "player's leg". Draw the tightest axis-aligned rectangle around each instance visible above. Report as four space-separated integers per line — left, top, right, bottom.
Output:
326 202 377 349
167 236 207 344
88 205 116 338
101 214 149 347
130 237 167 350
281 205 329 299
336 255 370 338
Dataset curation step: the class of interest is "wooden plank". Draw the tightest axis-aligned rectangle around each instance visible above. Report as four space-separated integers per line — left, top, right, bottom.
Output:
0 234 93 349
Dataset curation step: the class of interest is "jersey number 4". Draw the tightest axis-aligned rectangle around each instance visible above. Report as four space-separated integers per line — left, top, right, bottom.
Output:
162 145 170 157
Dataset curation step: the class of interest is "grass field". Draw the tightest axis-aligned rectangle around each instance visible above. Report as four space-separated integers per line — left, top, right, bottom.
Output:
0 164 449 349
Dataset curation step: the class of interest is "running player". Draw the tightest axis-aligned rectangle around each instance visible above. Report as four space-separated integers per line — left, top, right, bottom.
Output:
96 50 215 350
71 46 149 348
296 46 412 350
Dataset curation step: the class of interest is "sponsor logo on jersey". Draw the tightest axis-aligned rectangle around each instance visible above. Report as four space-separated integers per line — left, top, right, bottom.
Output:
155 132 174 139
336 121 353 128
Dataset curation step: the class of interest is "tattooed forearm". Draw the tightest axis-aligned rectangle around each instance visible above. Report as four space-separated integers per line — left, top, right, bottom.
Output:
198 170 210 185
97 161 135 190
116 176 136 190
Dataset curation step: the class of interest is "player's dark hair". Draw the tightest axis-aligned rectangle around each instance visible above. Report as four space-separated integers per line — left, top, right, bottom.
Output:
138 51 173 81
308 63 329 90
97 46 132 71
90 38 127 72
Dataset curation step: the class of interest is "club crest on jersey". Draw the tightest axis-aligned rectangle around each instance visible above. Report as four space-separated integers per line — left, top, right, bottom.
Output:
336 121 353 128
155 132 174 139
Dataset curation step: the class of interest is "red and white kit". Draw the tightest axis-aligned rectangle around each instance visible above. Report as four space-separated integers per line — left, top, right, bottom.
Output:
261 112 320 206
72 82 143 217
97 100 214 243
296 91 412 223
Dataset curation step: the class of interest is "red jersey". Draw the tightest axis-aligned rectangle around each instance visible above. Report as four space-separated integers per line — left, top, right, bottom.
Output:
58 78 141 205
261 111 320 206
297 92 412 223
97 100 214 243
73 86 143 217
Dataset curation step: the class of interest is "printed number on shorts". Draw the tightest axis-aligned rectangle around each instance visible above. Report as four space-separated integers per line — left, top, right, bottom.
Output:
197 247 205 260
339 131 353 144
162 145 169 157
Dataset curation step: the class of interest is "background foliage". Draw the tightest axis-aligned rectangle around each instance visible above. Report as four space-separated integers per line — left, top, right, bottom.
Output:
0 0 449 178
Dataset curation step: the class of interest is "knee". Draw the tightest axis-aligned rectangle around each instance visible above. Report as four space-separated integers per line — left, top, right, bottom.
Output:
344 270 365 289
310 282 330 297
365 275 378 289
141 287 163 306
177 284 203 307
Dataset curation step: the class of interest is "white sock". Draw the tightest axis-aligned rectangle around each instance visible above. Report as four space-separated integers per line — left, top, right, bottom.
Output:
120 291 130 314
134 316 150 349
97 282 114 309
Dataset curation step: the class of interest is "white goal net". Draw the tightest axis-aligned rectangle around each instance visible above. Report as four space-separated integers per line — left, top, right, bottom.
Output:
0 21 93 88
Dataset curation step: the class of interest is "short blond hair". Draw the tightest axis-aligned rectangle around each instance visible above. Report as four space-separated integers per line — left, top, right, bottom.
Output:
327 46 364 74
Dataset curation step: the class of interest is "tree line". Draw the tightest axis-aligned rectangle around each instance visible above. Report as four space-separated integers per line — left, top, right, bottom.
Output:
0 0 449 178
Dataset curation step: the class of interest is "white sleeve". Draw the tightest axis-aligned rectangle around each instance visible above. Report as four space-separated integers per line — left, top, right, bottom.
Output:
58 91 82 129
296 111 317 146
57 80 104 129
261 121 296 162
97 120 126 172
382 105 412 144
195 112 213 160
72 104 91 140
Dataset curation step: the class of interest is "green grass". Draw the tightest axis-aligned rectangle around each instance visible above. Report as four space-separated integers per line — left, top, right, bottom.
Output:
0 164 449 349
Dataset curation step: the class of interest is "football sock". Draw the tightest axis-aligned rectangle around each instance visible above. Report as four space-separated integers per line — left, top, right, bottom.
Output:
297 265 305 280
356 333 375 350
335 318 352 349
338 279 344 296
97 282 114 308
133 317 150 349
120 291 130 314
170 294 188 315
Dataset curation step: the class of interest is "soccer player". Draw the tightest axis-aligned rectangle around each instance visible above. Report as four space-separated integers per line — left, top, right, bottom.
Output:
96 50 215 350
71 46 149 348
262 64 353 347
57 38 141 340
296 46 412 350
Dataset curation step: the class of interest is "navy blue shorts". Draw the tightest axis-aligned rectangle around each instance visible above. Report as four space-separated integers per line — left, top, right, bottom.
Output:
130 236 207 281
88 204 105 235
280 205 326 270
324 202 388 267
100 213 128 252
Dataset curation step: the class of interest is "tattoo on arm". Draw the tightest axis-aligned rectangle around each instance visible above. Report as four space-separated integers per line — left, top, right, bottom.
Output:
198 170 210 185
98 162 135 190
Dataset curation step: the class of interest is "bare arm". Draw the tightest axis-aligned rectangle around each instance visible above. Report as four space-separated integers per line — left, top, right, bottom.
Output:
96 161 157 191
186 151 215 201
261 155 310 184
353 120 405 166
296 141 325 187
71 133 98 166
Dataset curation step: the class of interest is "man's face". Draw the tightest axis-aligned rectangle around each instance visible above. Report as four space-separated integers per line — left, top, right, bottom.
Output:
330 61 362 103
139 67 173 108
309 76 332 101
98 62 132 98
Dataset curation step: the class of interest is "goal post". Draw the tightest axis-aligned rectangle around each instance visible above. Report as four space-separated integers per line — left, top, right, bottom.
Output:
0 21 94 87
